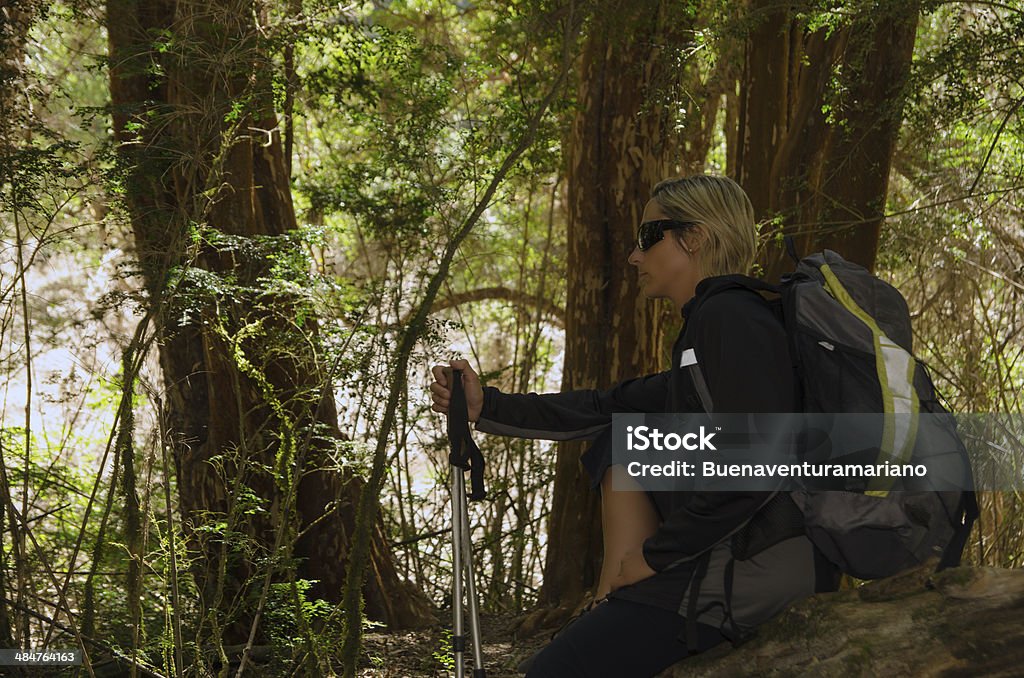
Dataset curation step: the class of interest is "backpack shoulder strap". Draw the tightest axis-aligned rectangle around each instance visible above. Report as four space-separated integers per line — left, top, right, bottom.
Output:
683 275 785 415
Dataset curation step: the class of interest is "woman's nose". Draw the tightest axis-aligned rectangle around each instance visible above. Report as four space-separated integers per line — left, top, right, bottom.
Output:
627 246 642 266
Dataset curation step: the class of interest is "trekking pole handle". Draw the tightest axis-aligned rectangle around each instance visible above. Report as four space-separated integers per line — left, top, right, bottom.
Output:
444 367 466 462
443 366 486 500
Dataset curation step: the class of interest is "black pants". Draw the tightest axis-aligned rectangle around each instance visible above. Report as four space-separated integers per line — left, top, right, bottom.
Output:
525 598 726 678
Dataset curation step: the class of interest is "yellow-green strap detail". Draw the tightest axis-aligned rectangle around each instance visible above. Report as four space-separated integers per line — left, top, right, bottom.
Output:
819 264 920 495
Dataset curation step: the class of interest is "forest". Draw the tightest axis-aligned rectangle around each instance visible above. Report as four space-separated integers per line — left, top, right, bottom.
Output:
1 0 1022 676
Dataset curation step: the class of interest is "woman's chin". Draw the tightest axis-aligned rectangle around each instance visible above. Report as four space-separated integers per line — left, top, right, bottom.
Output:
640 286 662 300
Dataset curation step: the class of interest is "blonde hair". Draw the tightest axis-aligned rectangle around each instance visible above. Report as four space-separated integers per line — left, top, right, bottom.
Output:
651 175 757 278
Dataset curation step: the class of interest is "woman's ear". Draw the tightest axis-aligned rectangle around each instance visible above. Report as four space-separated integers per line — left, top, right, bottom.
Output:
681 225 707 254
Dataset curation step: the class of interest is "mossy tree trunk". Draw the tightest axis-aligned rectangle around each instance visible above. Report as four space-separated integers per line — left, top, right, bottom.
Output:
107 0 432 641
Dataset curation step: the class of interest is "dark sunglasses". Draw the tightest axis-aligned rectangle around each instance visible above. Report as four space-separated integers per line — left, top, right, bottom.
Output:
636 219 699 252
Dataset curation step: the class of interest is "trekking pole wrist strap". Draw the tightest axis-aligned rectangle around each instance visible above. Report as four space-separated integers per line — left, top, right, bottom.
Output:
447 368 487 501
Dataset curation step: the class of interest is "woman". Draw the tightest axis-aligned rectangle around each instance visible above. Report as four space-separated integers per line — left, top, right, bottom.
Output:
430 175 835 677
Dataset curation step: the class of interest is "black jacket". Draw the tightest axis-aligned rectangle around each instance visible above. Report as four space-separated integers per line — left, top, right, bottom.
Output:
476 275 798 571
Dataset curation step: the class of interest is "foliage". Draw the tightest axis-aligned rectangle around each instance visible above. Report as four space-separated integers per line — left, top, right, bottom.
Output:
880 1 1024 566
0 0 1022 676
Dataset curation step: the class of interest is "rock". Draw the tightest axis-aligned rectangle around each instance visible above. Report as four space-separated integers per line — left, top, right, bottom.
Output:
661 567 1024 677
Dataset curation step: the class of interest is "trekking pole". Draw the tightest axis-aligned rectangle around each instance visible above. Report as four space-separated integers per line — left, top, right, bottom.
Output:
445 368 487 678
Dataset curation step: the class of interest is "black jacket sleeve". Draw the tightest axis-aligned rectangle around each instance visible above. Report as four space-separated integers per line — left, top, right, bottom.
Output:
475 371 670 441
642 290 797 571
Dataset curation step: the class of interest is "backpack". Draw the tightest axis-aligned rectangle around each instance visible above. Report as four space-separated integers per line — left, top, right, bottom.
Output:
704 249 978 580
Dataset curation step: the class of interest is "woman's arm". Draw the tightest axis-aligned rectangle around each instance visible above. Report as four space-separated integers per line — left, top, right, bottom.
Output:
475 371 670 441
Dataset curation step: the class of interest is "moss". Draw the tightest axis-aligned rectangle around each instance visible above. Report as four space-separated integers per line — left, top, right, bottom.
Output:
838 643 876 673
930 566 979 591
755 594 847 644
912 599 946 628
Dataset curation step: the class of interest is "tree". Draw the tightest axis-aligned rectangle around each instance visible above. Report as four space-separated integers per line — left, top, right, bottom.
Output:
539 0 700 609
0 0 46 651
731 0 920 278
538 0 922 615
106 0 432 647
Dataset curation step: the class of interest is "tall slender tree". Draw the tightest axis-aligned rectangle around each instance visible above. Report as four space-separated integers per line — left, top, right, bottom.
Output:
0 0 44 649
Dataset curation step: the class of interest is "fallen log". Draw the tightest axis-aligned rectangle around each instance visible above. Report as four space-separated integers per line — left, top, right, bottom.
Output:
663 566 1024 677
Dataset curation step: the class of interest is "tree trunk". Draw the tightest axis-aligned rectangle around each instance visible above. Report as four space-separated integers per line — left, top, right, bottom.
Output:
733 1 920 279
664 565 1024 676
106 0 431 639
806 3 919 271
540 0 695 608
0 0 41 649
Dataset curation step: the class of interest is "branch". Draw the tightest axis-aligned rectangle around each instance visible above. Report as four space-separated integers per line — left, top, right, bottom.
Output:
968 94 1024 195
402 286 565 327
338 3 582 673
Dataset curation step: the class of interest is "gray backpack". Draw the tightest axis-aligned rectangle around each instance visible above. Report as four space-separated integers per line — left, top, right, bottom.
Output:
700 250 978 579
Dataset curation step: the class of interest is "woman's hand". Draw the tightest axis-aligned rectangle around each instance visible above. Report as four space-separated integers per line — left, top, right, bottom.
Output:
429 359 484 422
609 549 656 593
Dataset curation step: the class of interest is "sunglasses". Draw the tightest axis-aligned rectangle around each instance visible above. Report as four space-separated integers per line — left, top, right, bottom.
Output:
636 219 699 252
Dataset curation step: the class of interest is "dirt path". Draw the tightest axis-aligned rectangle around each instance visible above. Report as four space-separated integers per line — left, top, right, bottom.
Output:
359 612 548 677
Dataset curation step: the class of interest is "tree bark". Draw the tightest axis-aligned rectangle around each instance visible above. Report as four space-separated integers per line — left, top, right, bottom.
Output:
733 1 920 279
807 3 919 272
539 0 695 608
106 0 431 639
664 565 1024 676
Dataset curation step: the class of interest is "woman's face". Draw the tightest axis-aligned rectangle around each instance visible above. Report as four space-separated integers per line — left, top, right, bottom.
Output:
628 199 703 309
